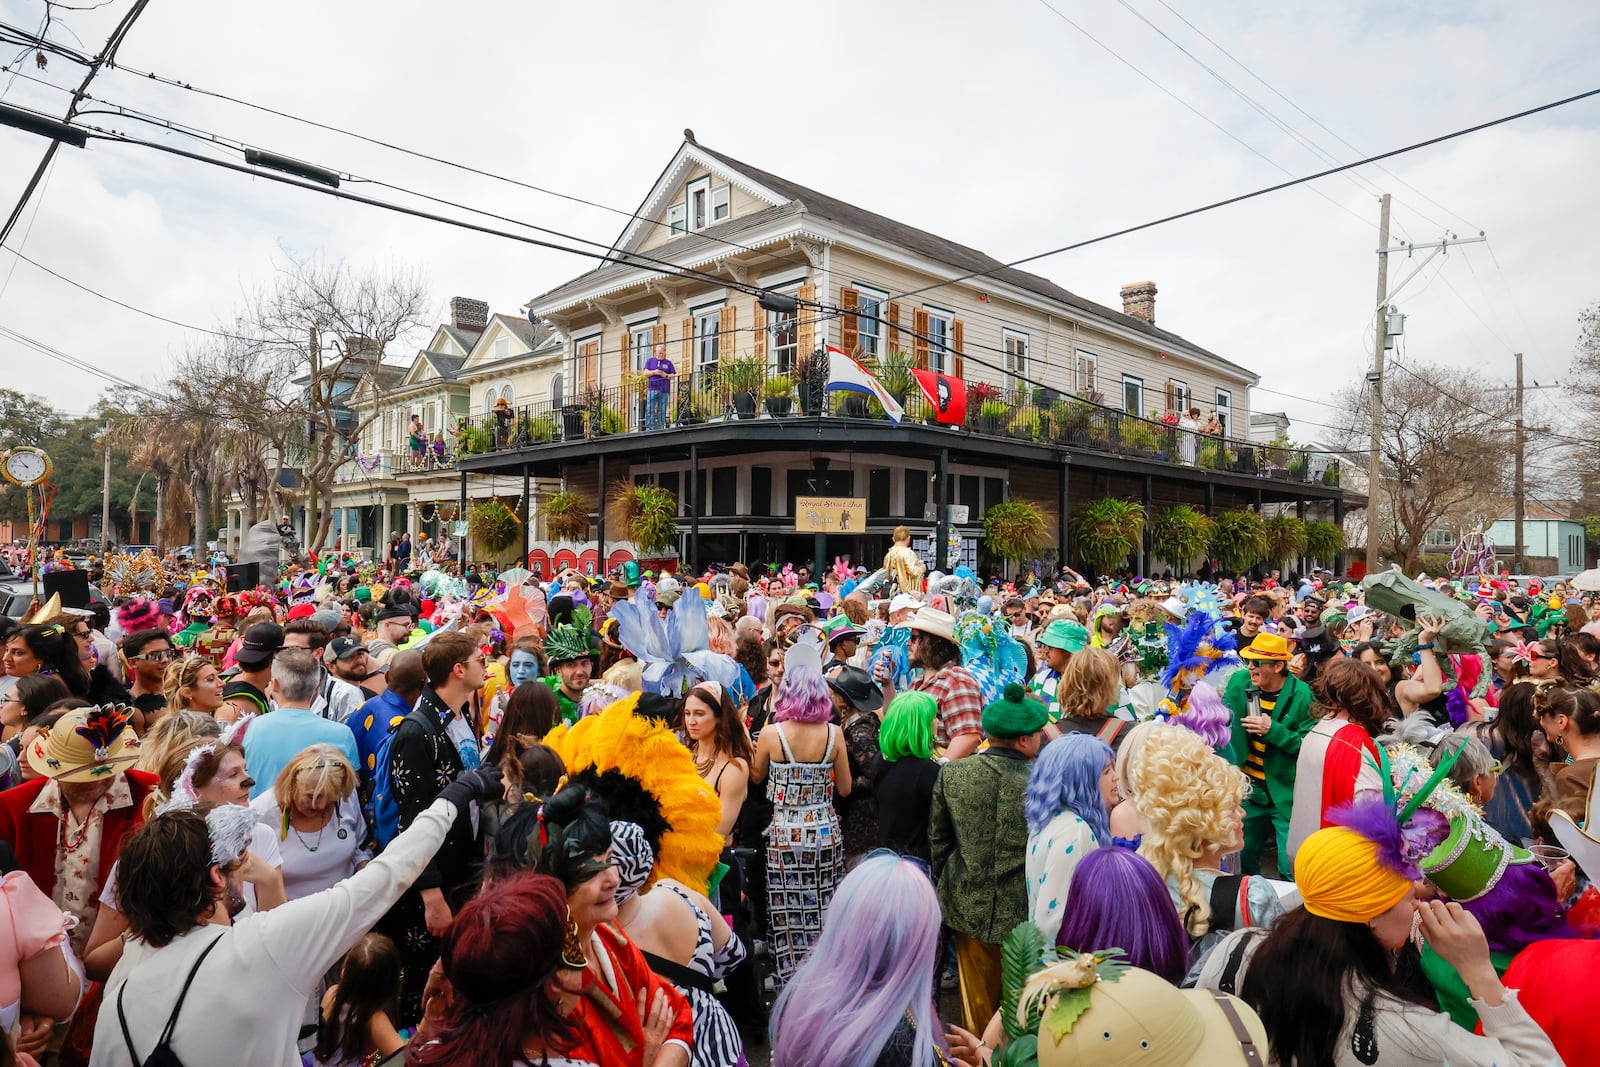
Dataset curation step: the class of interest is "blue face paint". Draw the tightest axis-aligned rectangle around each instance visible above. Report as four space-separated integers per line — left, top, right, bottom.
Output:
509 650 542 687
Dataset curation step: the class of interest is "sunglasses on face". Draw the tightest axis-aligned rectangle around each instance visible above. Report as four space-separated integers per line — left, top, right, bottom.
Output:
136 649 177 662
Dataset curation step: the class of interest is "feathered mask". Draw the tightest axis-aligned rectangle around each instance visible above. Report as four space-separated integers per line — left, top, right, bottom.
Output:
1329 741 1467 880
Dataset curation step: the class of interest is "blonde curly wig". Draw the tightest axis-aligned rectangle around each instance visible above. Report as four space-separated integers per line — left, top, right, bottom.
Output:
1132 723 1250 937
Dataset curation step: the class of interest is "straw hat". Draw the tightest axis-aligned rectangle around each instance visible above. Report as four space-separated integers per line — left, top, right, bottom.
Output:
27 705 140 783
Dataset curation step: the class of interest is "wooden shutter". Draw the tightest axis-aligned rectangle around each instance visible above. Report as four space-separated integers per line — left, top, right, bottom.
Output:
839 287 860 356
752 304 767 363
887 301 901 351
652 322 666 350
912 308 930 370
796 283 816 357
682 316 694 366
619 329 631 384
952 319 965 380
580 340 599 392
719 307 736 361
1164 380 1175 411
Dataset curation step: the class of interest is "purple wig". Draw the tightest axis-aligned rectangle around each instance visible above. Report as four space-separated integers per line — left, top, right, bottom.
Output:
772 661 832 724
1177 680 1233 751
1055 846 1188 984
1461 861 1577 955
769 851 947 1067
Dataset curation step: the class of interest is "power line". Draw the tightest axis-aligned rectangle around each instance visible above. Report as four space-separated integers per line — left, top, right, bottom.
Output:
879 85 1600 307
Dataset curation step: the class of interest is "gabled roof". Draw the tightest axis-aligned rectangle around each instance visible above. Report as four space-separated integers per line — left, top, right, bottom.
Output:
530 138 1255 382
423 352 467 378
441 325 484 352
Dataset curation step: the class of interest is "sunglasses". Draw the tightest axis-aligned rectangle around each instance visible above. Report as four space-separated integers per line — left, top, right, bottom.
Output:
135 649 178 662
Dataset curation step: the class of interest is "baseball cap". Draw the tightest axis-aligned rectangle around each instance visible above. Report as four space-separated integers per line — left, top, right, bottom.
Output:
285 603 318 622
324 636 368 663
889 592 922 616
234 622 284 667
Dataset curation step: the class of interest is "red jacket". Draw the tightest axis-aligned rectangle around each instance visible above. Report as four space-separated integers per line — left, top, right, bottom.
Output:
0 770 158 900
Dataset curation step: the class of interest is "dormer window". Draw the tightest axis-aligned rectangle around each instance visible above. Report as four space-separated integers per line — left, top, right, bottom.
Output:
687 177 710 231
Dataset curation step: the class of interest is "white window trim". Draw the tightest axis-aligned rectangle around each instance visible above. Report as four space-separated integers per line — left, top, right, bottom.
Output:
574 332 603 393
1215 387 1233 437
693 302 725 370
710 184 731 223
851 284 888 358
925 306 954 373
549 372 565 407
493 336 511 359
1168 378 1189 413
1003 328 1030 381
667 203 687 236
499 380 514 406
1122 374 1145 416
687 176 711 232
628 321 657 371
1075 350 1099 394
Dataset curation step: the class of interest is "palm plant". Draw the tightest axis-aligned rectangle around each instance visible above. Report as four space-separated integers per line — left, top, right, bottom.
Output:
607 480 679 554
1305 520 1345 562
1150 505 1216 575
1072 498 1145 574
469 499 521 557
544 490 591 542
1264 514 1307 569
984 499 1052 562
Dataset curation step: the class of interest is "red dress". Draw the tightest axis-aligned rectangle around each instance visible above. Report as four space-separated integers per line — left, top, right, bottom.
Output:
557 922 694 1066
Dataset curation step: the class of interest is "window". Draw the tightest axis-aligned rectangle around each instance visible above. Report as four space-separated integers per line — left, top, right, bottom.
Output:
575 336 601 394
694 305 723 374
1166 379 1189 414
483 387 499 416
710 185 730 223
769 305 799 374
667 204 687 236
854 286 886 358
1425 529 1456 548
687 177 710 231
549 373 564 408
1122 375 1145 416
1215 388 1233 437
1075 351 1098 394
629 323 656 372
423 401 438 432
925 308 953 373
1003 330 1030 382
494 336 510 360
499 381 514 407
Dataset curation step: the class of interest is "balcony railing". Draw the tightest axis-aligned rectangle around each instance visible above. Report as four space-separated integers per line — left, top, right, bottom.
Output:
335 449 458 483
456 371 1340 488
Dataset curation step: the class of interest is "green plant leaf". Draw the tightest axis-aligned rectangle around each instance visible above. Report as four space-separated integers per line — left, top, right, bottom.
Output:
1209 510 1269 574
1150 505 1216 573
984 499 1052 561
999 921 1048 1041
1043 987 1093 1040
992 1033 1039 1067
1071 498 1145 574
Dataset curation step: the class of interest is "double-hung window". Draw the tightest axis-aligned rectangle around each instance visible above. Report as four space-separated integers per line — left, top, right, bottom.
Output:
1122 375 1145 417
687 177 711 231
855 286 886 359
1215 388 1233 437
1075 351 1098 394
770 304 799 374
1003 330 1030 385
629 323 656 372
925 308 954 373
694 305 723 376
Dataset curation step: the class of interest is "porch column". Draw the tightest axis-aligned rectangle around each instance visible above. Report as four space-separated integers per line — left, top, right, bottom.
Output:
458 470 468 559
596 454 607 578
1057 455 1070 573
1140 476 1153 577
1334 498 1347 576
521 464 531 566
934 447 949 572
380 498 392 548
689 445 700 573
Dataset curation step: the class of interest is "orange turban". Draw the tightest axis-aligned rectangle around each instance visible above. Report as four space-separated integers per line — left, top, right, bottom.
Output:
1296 827 1414 923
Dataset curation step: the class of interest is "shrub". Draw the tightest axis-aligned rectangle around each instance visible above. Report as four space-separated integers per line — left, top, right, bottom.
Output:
1073 498 1146 574
544 490 591 542
1210 510 1269 574
984 499 1051 561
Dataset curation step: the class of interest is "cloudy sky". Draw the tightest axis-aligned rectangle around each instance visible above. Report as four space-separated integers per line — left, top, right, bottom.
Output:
1 0 1596 470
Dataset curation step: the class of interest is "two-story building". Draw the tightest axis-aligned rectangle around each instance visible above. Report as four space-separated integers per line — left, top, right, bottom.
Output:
442 132 1352 575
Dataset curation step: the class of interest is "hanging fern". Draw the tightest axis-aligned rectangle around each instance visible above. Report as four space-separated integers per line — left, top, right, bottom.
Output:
1149 505 1215 574
1072 497 1145 574
984 499 1051 562
1305 520 1345 562
468 499 519 555
606 480 679 554
544 490 592 542
1210 510 1270 574
1264 514 1307 567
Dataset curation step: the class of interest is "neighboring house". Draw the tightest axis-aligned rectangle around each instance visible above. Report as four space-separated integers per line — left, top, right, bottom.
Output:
1487 501 1586 574
1249 411 1291 445
450 133 1352 575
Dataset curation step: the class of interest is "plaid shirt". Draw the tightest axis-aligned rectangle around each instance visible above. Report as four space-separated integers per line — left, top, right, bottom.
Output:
915 664 985 747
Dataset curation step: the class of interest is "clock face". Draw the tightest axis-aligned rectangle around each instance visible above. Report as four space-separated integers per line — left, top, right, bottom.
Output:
3 448 48 487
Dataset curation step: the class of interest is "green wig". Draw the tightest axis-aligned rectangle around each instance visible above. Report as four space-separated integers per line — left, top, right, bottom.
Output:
879 691 938 762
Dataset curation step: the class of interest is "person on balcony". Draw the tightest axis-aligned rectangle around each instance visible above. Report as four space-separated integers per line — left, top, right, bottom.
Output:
491 397 513 450
645 343 676 431
1178 406 1201 466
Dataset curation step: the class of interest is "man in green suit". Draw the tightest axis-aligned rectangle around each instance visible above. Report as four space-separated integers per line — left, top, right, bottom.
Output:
1223 631 1315 878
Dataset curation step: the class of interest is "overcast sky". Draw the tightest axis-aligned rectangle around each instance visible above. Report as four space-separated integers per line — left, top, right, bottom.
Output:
1 0 1596 473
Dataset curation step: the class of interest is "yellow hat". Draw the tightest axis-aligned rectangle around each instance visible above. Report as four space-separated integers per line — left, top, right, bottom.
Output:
1239 632 1293 662
1296 826 1413 923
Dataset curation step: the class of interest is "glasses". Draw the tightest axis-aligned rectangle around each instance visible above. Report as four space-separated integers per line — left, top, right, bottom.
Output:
1488 761 1505 775
136 649 177 662
69 627 91 639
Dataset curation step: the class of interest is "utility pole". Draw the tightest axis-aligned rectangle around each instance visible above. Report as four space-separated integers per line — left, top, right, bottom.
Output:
306 325 320 552
1364 193 1391 574
1513 352 1525 573
99 429 112 553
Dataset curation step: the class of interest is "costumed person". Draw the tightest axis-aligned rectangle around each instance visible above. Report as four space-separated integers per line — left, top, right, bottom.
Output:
608 820 746 1067
955 610 1030 705
1222 631 1315 877
488 787 695 1067
882 525 925 596
1150 590 1240 748
1028 617 1088 720
607 585 741 702
541 609 600 726
1024 732 1116 944
1286 656 1386 870
749 629 851 985
1194 791 1563 1067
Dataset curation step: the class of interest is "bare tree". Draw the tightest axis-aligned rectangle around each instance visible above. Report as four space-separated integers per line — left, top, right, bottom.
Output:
1332 361 1511 572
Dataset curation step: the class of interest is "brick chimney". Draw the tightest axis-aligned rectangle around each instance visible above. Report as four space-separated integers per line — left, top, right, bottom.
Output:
450 296 489 332
1120 281 1157 324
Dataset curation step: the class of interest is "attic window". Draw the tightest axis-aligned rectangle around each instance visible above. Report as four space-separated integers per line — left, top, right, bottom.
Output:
711 185 730 223
494 337 510 359
687 177 711 231
668 203 687 236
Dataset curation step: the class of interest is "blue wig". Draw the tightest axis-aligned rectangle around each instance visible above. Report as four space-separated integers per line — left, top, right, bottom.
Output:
769 851 947 1067
1025 733 1114 842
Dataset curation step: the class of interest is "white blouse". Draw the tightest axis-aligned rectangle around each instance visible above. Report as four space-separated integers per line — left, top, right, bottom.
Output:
1026 810 1099 945
250 793 371 901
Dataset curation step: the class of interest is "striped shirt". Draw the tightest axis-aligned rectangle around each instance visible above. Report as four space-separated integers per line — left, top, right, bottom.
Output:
1244 693 1274 782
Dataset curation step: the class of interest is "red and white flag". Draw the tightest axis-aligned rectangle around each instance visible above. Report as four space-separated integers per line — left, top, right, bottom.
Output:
912 369 966 425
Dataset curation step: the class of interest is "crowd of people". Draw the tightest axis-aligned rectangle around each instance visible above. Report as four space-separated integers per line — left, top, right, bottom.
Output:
0 532 1593 1065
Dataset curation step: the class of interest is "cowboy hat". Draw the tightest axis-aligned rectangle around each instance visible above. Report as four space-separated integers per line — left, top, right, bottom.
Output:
28 705 140 783
909 606 957 643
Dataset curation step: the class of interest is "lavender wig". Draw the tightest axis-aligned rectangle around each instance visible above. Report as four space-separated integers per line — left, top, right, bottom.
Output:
1461 861 1576 955
769 851 946 1067
1055 846 1188 984
772 661 832 724
1025 733 1113 842
1177 680 1233 751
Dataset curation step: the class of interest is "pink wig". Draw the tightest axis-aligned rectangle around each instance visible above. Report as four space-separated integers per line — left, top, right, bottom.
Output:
772 662 832 724
706 617 736 657
116 598 162 635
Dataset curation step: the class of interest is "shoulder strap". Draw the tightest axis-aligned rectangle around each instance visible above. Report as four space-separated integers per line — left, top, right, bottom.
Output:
774 722 794 762
1095 718 1124 744
641 949 716 994
1208 874 1244 932
119 930 227 1063
822 723 837 762
1216 928 1263 996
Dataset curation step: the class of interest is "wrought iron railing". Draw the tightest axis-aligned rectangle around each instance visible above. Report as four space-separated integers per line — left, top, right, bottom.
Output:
458 370 1339 487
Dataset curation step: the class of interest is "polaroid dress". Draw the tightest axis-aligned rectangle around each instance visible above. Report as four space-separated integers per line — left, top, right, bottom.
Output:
764 722 846 984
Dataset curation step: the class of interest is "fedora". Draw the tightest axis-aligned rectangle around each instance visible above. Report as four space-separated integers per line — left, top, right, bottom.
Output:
1240 632 1294 662
27 705 140 783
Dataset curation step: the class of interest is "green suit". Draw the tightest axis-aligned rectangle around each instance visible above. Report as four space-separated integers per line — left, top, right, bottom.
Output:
1222 668 1314 877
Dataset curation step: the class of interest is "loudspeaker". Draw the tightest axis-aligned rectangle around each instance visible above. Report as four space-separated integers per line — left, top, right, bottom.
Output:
226 562 260 593
41 569 91 609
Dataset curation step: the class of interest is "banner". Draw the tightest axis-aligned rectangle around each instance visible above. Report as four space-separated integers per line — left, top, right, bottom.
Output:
825 346 904 425
912 369 967 425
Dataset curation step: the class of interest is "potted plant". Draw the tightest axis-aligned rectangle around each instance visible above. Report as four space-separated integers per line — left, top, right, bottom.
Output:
561 395 589 440
1288 454 1308 481
717 356 765 419
606 480 679 554
593 406 625 436
983 499 1051 564
1322 464 1340 487
977 398 1008 435
793 348 828 415
1305 520 1345 563
838 394 869 418
1196 440 1227 469
1072 498 1146 574
1150 505 1216 575
543 490 591 543
1119 418 1161 455
762 375 794 417
1209 510 1270 575
527 415 557 443
468 499 520 561
1264 514 1307 571
875 349 916 406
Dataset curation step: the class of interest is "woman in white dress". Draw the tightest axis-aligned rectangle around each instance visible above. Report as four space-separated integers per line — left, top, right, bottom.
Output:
251 744 369 901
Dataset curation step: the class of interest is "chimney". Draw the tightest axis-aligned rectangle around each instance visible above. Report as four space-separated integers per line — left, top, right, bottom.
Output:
450 296 489 332
1120 281 1157 324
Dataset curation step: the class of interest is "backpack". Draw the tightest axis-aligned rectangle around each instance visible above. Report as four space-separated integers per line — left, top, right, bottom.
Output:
370 706 428 849
117 931 225 1067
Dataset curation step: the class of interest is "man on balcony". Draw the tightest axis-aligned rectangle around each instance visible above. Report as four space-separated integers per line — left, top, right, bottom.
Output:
645 342 676 430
